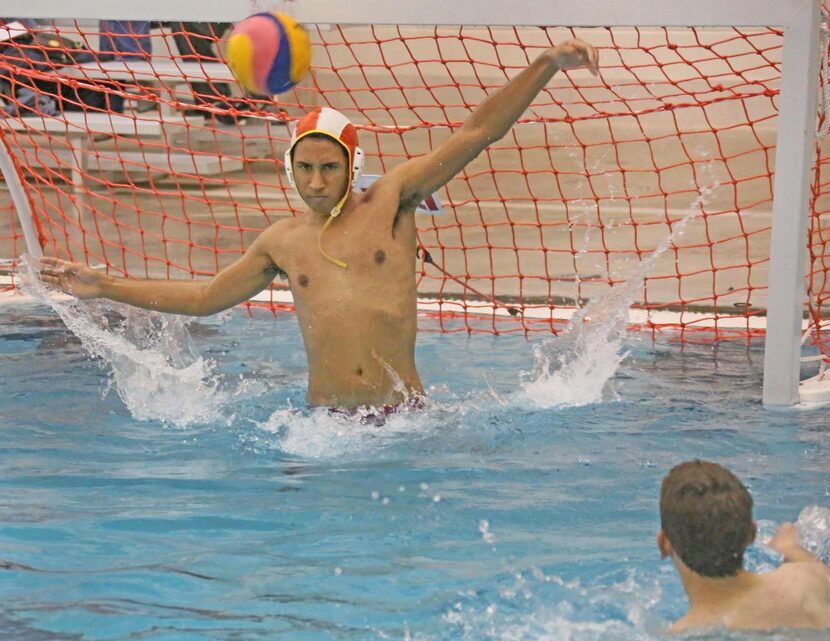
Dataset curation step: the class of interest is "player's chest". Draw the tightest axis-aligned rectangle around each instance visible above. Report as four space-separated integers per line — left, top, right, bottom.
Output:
290 219 414 275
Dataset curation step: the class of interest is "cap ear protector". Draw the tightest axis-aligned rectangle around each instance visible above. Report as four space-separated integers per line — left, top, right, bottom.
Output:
284 142 364 190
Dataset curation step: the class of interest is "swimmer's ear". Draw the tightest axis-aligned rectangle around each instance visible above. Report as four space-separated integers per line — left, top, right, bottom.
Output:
657 531 673 559
748 520 757 546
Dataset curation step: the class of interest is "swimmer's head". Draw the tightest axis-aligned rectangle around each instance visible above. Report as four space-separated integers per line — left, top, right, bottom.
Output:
284 107 364 217
659 460 755 577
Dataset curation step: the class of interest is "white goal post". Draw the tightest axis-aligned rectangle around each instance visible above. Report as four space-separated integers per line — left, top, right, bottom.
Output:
0 0 823 408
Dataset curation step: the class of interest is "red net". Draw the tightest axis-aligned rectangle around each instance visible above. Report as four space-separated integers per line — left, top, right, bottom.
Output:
0 18 825 342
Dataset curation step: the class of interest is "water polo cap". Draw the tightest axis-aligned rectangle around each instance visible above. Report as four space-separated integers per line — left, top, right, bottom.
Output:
284 107 365 269
284 107 364 217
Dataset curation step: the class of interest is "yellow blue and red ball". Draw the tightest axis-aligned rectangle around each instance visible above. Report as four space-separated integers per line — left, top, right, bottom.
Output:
226 12 311 95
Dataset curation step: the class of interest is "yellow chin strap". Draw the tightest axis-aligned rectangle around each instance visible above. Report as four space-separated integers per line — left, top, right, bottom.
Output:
316 189 350 269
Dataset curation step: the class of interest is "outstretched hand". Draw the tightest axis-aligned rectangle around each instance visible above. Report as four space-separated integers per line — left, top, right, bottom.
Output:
550 39 600 76
769 522 799 553
37 256 104 299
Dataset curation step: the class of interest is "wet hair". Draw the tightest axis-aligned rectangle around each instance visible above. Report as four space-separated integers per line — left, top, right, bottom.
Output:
660 460 754 578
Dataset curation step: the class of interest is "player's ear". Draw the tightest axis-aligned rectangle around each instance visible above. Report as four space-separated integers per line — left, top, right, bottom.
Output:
748 520 757 546
657 530 673 559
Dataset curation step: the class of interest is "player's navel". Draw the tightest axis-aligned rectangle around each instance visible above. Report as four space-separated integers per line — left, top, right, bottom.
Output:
297 274 309 287
374 249 385 265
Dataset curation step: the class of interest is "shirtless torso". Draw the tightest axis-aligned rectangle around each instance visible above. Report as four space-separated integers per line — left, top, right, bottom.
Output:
671 562 830 632
262 185 422 407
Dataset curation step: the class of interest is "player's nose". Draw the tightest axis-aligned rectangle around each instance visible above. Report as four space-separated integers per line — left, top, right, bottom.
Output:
308 168 325 190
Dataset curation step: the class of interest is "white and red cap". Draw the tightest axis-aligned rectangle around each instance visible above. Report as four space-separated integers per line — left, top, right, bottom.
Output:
285 107 365 269
284 107 364 216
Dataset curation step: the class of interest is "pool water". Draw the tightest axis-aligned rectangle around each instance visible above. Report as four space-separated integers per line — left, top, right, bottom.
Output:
0 301 828 641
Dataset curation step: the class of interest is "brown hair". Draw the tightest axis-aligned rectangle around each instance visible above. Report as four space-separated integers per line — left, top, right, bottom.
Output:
660 460 754 577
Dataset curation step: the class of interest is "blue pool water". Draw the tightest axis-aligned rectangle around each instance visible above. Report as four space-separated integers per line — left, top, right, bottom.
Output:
0 299 828 641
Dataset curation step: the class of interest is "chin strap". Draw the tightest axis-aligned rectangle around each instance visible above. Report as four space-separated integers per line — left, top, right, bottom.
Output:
316 190 351 269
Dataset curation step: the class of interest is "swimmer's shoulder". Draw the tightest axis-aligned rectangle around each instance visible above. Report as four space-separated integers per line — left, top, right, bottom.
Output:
258 215 305 244
768 557 830 586
361 172 421 222
759 562 830 623
361 173 398 202
249 216 307 268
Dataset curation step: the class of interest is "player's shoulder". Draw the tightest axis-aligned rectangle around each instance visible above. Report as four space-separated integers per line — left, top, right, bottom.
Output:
363 171 404 199
767 560 830 598
249 216 303 258
768 562 830 626
358 172 418 217
259 215 302 239
775 559 830 578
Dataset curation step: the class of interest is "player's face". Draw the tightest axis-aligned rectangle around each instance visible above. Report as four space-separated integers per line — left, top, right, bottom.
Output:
292 137 350 216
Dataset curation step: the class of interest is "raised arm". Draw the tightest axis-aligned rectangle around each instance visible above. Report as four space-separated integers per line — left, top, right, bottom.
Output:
38 230 281 317
769 523 826 565
383 39 598 209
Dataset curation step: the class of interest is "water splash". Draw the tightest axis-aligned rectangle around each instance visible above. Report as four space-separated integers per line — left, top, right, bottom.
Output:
519 187 715 409
258 395 462 459
444 568 668 641
254 386 520 459
17 255 231 427
796 505 830 563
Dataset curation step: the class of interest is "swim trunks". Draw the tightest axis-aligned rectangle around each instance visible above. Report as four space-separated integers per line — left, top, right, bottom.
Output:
327 395 426 426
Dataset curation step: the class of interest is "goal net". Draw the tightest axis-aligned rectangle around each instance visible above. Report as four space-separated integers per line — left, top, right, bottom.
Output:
0 8 826 359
